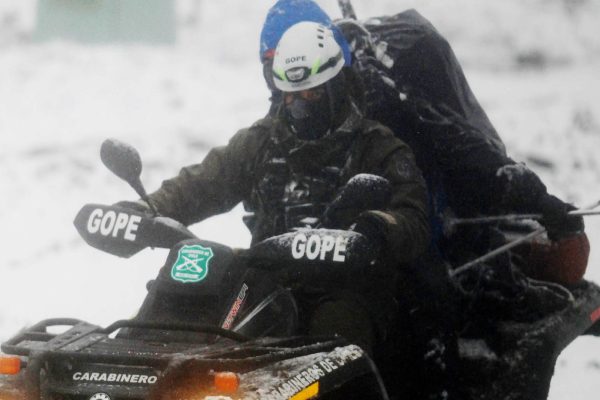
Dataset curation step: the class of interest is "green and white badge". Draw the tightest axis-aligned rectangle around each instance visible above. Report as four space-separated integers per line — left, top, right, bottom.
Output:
171 244 214 283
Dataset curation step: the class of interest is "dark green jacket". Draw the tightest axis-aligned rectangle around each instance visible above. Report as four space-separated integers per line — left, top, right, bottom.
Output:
148 108 430 264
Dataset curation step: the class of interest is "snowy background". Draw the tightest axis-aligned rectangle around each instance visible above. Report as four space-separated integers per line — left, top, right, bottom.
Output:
0 0 599 398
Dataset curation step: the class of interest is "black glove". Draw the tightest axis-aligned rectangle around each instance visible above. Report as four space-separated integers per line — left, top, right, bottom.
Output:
114 200 156 217
538 194 584 241
496 163 548 211
352 212 388 255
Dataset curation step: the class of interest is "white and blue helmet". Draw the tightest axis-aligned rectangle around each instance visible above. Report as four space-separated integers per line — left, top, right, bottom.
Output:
259 0 351 65
272 21 346 92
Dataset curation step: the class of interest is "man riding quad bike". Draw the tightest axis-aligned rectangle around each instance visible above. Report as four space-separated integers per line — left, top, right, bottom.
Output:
103 20 433 398
127 20 430 357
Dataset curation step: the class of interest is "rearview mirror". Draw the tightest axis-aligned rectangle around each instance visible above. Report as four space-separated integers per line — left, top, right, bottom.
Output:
100 138 143 186
100 139 154 211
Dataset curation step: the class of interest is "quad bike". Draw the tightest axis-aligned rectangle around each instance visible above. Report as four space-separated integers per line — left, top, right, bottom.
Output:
1 139 600 400
0 139 392 400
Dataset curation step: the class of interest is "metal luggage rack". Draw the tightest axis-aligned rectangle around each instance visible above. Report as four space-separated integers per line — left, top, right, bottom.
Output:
1 318 99 357
1 319 248 358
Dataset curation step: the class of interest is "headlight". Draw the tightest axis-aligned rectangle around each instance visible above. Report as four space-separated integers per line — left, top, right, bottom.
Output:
204 397 234 400
213 372 240 394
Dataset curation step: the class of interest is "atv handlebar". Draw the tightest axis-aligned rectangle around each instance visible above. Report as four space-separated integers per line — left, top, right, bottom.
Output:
75 202 377 270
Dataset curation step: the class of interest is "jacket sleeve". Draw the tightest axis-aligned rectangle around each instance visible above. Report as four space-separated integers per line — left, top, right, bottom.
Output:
360 127 431 264
406 98 523 215
147 127 263 226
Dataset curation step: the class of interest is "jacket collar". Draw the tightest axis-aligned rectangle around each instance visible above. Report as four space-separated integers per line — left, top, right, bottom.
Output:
271 102 364 173
272 100 363 148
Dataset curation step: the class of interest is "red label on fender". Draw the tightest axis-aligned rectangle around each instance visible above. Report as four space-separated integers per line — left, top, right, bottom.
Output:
590 307 600 323
221 283 248 330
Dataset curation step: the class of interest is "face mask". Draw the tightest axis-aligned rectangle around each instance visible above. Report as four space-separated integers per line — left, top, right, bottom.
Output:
284 92 332 141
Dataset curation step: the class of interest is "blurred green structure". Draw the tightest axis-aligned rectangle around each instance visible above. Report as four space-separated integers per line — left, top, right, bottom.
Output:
35 0 176 44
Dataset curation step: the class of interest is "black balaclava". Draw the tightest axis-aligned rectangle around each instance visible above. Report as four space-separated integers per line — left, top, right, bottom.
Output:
283 71 349 141
284 90 332 141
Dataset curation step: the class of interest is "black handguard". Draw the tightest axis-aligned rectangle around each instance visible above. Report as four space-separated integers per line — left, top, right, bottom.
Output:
538 194 585 241
245 229 377 289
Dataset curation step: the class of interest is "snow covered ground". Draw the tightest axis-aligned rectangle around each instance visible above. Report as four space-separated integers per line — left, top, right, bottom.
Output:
0 0 599 398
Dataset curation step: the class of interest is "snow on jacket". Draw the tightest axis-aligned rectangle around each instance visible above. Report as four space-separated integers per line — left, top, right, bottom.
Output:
147 107 430 264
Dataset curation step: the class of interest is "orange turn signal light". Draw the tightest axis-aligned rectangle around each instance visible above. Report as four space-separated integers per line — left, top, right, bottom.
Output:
0 355 21 375
214 371 239 394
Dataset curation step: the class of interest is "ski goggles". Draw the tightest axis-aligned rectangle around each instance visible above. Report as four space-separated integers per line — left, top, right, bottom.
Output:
283 86 326 105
